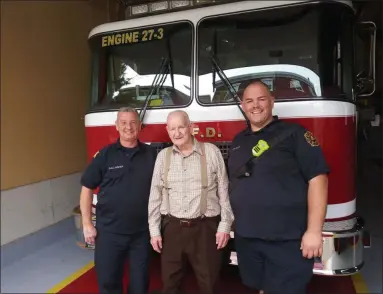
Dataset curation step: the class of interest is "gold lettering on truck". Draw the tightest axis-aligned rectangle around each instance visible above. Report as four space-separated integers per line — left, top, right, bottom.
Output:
192 127 200 136
205 127 216 138
101 27 164 47
191 126 222 138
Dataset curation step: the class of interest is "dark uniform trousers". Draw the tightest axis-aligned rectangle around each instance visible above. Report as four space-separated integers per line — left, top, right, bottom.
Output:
95 229 151 294
235 234 314 294
160 215 222 294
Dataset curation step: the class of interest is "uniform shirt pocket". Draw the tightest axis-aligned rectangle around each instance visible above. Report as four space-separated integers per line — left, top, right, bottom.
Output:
103 165 125 185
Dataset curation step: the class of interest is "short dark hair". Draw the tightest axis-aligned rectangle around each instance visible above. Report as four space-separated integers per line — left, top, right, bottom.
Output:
237 79 271 100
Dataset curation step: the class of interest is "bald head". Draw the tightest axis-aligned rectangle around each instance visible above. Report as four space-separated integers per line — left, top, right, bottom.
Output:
167 110 191 126
166 110 193 148
240 80 272 99
240 80 274 131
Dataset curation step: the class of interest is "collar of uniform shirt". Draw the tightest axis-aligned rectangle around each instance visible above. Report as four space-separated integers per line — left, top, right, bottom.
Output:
115 138 143 150
171 136 204 156
244 115 280 136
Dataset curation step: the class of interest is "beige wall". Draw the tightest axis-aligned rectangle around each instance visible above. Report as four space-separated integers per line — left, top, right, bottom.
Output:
1 0 108 190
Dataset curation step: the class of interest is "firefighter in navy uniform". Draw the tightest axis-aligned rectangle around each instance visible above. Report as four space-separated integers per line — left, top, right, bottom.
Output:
79 107 157 294
228 81 330 294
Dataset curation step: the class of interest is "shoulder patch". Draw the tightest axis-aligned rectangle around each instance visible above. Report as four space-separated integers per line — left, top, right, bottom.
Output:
304 131 319 147
93 151 100 158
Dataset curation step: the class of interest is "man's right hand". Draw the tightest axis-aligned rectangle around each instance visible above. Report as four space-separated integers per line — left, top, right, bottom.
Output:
83 224 97 245
151 236 162 253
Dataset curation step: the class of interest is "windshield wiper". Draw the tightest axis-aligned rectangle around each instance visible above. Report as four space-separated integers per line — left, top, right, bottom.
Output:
205 46 251 130
140 34 176 124
166 38 175 89
139 57 170 123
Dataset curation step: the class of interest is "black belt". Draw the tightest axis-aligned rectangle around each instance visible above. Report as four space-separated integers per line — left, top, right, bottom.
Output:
162 214 220 227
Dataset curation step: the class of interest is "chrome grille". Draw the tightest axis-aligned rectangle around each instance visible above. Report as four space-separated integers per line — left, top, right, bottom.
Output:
152 142 172 154
215 142 232 159
323 218 357 231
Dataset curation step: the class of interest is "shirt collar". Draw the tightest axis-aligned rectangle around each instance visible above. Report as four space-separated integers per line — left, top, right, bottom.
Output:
172 136 203 156
116 138 142 150
245 115 280 135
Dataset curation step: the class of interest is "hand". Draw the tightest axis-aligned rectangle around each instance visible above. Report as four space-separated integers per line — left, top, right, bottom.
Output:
216 232 230 249
300 231 323 259
151 236 163 253
83 223 97 245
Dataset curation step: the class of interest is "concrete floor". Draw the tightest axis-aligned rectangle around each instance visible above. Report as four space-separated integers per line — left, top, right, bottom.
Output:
1 150 382 294
1 218 94 293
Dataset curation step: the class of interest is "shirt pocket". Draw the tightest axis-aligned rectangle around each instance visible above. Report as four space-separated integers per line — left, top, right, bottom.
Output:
131 163 153 185
166 160 182 193
104 166 125 185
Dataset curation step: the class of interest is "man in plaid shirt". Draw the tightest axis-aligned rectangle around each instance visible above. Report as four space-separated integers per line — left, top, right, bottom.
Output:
148 110 234 294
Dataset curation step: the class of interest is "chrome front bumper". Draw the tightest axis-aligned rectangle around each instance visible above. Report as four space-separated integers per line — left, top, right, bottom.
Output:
229 217 369 276
313 217 366 276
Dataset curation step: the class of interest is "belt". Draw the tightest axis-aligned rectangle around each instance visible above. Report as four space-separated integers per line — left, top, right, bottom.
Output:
162 214 220 228
179 219 197 227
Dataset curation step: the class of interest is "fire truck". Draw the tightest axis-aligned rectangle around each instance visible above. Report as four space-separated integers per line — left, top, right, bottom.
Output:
73 0 377 276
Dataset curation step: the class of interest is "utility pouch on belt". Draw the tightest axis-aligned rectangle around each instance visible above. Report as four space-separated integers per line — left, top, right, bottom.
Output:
231 124 300 190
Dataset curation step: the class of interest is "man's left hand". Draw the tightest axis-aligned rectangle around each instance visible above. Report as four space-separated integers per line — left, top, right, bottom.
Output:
216 232 230 249
300 231 323 259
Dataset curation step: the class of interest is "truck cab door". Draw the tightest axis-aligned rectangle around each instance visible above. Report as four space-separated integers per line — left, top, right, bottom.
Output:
354 21 377 123
354 21 377 98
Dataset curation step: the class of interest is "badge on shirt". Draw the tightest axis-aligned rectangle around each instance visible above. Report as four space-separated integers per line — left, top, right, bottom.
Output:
304 131 319 147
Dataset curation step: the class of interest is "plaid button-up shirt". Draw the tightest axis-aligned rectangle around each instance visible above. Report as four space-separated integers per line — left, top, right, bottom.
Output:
148 138 234 237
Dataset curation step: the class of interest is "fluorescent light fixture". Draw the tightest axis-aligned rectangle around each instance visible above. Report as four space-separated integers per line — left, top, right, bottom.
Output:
150 1 169 12
171 0 191 8
131 4 149 15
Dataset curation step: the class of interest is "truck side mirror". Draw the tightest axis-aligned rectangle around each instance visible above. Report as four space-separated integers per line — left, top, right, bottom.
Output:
354 21 376 97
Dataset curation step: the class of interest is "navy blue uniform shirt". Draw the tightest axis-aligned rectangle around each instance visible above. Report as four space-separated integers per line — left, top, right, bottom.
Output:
228 117 330 240
80 139 157 234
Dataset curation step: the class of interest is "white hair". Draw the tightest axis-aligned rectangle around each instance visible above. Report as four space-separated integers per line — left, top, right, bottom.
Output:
166 110 191 125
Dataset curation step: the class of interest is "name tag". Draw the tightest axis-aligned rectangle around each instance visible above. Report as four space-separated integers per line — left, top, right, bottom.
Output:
108 165 124 170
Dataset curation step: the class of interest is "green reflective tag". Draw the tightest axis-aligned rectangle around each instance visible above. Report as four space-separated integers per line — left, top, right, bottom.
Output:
252 140 270 157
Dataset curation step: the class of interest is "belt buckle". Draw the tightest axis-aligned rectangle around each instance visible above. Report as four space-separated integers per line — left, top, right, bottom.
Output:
180 220 192 227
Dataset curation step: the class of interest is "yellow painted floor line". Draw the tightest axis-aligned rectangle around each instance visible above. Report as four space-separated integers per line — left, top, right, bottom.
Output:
352 272 369 294
46 261 95 293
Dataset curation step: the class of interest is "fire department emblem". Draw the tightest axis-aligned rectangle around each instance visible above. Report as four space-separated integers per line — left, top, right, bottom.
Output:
304 131 319 147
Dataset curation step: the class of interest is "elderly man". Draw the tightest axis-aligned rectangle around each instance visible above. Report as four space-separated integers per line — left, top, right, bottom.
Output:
148 110 234 294
80 107 157 294
228 80 330 294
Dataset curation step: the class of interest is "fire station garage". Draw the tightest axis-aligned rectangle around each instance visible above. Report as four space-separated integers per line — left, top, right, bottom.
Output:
1 0 382 293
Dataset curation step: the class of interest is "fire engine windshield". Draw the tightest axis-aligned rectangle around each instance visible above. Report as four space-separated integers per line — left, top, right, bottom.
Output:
88 21 192 111
197 2 354 104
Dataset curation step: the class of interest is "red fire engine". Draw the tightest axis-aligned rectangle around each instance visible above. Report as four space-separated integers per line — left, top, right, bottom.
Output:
73 0 377 276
